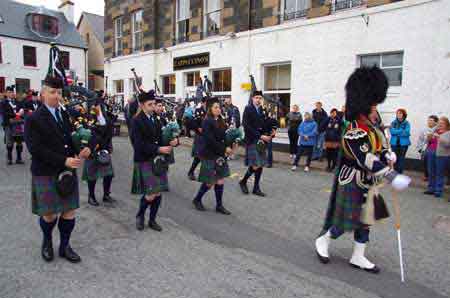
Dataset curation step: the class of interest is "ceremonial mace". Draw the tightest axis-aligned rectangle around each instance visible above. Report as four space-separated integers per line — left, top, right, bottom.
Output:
384 127 406 283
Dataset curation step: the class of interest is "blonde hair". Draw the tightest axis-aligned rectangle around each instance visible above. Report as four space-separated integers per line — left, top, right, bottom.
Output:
439 116 450 130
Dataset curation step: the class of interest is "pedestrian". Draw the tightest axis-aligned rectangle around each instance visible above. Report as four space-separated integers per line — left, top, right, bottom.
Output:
183 101 194 138
424 116 450 199
291 112 317 172
389 108 411 173
312 101 328 160
223 97 241 128
192 97 234 215
324 108 342 171
287 105 303 160
187 98 207 180
416 115 438 181
314 66 411 273
82 99 116 207
265 110 278 168
24 74 93 263
239 90 272 197
131 90 176 232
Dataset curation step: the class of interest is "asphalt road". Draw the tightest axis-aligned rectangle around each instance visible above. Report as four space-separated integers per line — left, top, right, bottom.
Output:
0 134 449 298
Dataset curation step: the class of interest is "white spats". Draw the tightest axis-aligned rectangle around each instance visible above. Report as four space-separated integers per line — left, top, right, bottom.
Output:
315 230 331 259
349 242 376 270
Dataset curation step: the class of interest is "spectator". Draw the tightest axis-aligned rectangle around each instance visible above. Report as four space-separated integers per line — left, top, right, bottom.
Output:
337 105 346 121
389 108 411 173
324 108 342 171
292 112 317 172
286 105 303 159
416 115 439 181
183 101 195 138
312 101 328 160
425 116 450 199
223 98 241 128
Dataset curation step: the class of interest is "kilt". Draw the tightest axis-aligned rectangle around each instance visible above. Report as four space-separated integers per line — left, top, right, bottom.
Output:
198 159 230 185
191 135 201 158
31 175 80 216
131 161 168 195
82 159 114 181
324 141 340 149
328 179 366 234
245 143 266 167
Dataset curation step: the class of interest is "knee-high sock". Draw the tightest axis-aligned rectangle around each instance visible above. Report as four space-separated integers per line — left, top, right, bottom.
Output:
136 195 149 217
16 144 23 161
214 184 224 207
7 146 13 161
241 167 254 183
58 217 75 252
87 180 97 198
188 157 201 174
149 195 162 222
253 167 263 191
103 176 113 195
39 217 57 242
194 183 210 203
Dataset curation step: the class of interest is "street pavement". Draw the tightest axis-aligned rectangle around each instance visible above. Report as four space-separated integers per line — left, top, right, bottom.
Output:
0 133 449 298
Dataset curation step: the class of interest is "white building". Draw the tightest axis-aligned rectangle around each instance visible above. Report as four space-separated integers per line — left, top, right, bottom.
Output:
0 0 87 94
105 0 450 158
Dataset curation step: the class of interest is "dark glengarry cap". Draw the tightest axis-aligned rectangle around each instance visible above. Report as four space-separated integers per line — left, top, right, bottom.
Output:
6 85 15 92
206 97 220 108
44 74 64 89
138 89 156 103
252 90 263 97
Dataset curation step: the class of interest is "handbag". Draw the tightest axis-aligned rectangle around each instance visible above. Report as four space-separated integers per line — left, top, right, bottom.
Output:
373 194 390 221
256 140 266 154
95 149 112 165
152 155 169 177
55 170 77 198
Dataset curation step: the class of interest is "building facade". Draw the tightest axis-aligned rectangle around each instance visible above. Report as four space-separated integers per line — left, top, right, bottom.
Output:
104 0 450 158
77 12 105 90
0 0 87 95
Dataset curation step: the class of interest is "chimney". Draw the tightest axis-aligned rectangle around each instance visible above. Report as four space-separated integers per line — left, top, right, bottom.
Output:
58 0 75 24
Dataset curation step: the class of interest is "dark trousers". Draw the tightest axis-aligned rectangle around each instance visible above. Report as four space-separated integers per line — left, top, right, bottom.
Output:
266 140 273 166
288 130 299 155
392 145 408 174
293 145 313 167
423 153 429 178
326 148 339 169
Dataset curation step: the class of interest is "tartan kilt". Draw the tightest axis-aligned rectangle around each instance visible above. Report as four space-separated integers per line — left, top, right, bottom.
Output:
198 159 230 185
31 175 80 216
328 179 367 233
131 161 168 195
191 135 201 158
82 159 114 181
245 144 266 167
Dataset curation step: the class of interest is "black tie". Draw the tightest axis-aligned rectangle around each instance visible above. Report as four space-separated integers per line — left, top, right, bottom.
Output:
55 108 63 127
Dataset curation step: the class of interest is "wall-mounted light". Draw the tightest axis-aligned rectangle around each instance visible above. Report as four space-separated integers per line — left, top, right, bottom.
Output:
162 47 168 53
361 13 370 26
226 31 237 39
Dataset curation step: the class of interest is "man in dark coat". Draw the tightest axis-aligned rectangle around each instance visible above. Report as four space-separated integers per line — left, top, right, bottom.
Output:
312 101 328 160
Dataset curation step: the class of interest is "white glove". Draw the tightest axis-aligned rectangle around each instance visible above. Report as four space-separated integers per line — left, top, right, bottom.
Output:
386 151 397 164
391 174 411 191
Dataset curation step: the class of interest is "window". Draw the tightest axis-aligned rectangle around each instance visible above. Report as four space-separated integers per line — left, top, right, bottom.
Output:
60 51 70 70
31 14 59 36
212 69 231 92
204 0 221 37
162 75 176 94
185 71 201 87
360 52 404 86
284 0 310 20
0 77 5 93
114 80 124 94
132 10 143 52
264 64 291 91
0 40 2 64
331 0 364 12
23 46 37 67
15 78 30 94
114 17 123 56
177 0 190 42
86 33 90 45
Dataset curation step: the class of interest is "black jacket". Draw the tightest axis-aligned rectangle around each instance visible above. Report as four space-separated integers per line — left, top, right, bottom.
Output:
199 116 226 159
224 104 241 128
131 111 162 162
324 117 343 143
243 104 266 145
23 100 42 114
24 105 81 176
313 109 329 133
1 98 20 127
91 104 114 151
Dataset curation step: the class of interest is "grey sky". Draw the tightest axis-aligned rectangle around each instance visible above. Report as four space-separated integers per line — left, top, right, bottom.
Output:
15 0 104 24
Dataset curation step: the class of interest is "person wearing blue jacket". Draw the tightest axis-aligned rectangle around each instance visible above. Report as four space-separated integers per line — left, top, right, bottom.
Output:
390 108 411 173
292 112 317 172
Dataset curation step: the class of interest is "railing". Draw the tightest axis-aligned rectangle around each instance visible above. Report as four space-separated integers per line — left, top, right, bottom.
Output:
283 9 309 21
331 0 365 12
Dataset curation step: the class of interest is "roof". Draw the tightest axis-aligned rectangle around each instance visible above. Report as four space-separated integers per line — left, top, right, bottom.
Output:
0 0 86 49
77 12 104 47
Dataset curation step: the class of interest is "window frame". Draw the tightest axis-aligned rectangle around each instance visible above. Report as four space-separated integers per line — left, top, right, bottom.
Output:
31 14 59 37
359 51 404 87
203 0 222 37
114 79 124 95
282 0 311 21
185 71 201 88
176 0 191 43
60 51 70 70
211 68 232 94
114 17 123 56
23 45 37 67
162 74 176 95
15 78 30 95
262 62 292 93
131 10 144 52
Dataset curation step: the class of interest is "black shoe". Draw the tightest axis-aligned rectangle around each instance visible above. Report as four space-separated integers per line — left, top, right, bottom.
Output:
350 263 380 274
216 206 231 215
103 194 116 203
59 245 81 263
88 195 99 206
136 215 145 231
188 173 196 181
252 189 266 197
41 239 54 262
7 160 12 166
424 190 434 195
239 180 249 195
148 221 162 232
193 199 206 211
316 251 330 264
16 160 24 165
266 164 272 168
